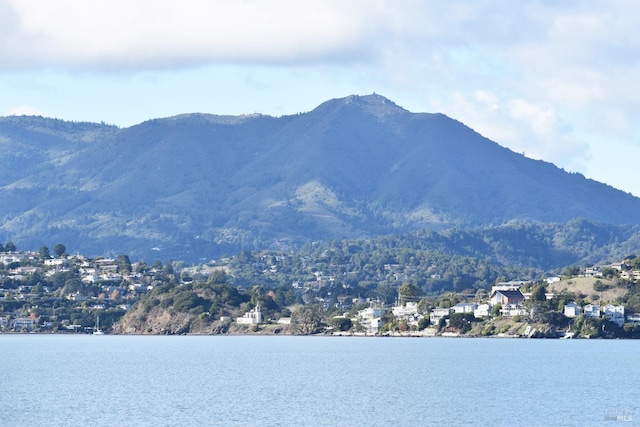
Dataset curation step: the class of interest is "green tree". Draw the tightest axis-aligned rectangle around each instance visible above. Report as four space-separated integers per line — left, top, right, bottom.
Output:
5 241 16 252
116 255 132 275
53 244 66 258
530 284 547 302
291 305 325 335
329 317 352 332
398 282 419 305
490 303 502 317
38 246 51 260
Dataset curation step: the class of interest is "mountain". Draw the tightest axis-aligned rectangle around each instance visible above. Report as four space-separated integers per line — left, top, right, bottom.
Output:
1 94 639 262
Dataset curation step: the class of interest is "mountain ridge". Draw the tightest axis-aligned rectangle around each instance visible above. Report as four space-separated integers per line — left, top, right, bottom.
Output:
0 94 638 262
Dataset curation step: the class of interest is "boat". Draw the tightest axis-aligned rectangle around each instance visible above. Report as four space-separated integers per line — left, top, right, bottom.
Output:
93 314 105 335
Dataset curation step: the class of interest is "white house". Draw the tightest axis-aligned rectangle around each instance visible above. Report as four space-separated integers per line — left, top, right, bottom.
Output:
358 307 387 334
584 267 603 277
626 313 640 325
452 303 478 314
473 303 492 318
236 305 263 325
563 302 581 318
430 308 452 325
583 304 601 318
392 301 418 318
500 304 527 317
602 304 625 327
13 318 35 331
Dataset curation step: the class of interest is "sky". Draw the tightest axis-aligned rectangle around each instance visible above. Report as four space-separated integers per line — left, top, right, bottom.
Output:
1 0 640 196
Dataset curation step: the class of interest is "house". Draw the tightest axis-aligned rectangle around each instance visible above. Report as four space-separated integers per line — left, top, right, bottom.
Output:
492 281 526 292
564 302 581 318
602 304 625 327
584 267 603 277
392 301 418 318
13 318 35 331
236 305 263 325
500 304 527 317
490 290 525 306
583 304 601 318
358 307 387 334
473 303 492 318
611 261 630 272
626 313 640 325
430 308 452 325
452 303 478 314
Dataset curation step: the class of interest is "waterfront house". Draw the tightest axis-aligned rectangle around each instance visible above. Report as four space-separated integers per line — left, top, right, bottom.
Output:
358 307 387 334
236 305 263 325
13 318 35 331
602 304 625 327
392 301 418 318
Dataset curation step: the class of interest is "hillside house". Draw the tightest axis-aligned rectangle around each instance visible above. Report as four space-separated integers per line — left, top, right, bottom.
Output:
626 313 640 325
473 303 492 318
563 302 581 318
490 289 525 306
583 304 601 318
452 303 478 314
500 304 527 317
430 308 452 325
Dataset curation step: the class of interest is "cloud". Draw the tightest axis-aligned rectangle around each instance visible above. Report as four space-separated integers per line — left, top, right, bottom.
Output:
0 0 386 70
4 105 48 117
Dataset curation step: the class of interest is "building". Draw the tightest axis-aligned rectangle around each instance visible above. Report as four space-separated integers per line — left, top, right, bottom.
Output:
392 301 418 318
236 305 263 325
357 307 387 334
452 303 478 314
430 308 452 325
500 304 527 317
490 290 525 306
13 318 35 331
626 313 640 325
563 302 581 318
473 303 492 318
583 304 601 318
602 304 625 327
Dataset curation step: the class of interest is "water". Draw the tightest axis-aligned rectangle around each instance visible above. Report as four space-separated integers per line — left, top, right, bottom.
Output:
1 335 638 426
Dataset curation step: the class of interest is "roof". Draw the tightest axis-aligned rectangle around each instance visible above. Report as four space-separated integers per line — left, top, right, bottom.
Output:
491 290 524 299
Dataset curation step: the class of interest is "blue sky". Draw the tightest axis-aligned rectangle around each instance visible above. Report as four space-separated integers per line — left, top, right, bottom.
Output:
2 0 640 196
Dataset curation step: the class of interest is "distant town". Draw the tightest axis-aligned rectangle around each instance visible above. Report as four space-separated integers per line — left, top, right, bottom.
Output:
1 243 640 339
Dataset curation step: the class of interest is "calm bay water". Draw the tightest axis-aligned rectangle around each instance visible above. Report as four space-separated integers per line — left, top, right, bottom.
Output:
1 335 638 426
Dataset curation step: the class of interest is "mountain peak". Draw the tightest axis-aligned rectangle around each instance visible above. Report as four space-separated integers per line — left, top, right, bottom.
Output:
314 94 408 118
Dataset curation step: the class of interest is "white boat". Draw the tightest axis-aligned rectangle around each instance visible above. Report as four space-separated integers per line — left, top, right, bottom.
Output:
93 314 105 335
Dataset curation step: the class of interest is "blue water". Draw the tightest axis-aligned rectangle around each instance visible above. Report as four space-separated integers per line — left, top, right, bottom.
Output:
1 335 638 426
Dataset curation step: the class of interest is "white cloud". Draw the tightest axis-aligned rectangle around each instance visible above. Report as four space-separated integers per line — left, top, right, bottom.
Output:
1 0 384 70
4 105 47 117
